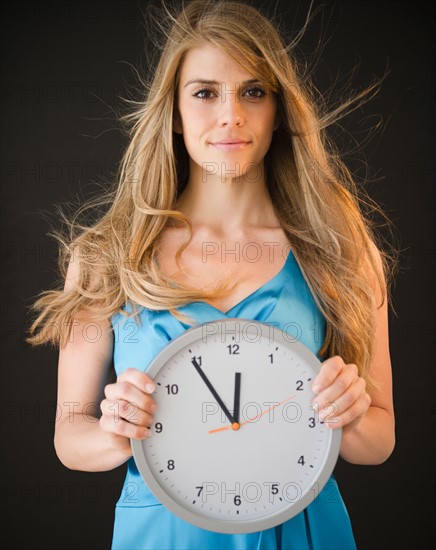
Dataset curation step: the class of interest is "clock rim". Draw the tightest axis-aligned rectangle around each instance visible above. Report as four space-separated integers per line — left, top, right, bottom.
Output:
131 318 342 534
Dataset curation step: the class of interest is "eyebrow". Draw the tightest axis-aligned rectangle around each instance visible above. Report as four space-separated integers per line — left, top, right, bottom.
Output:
183 78 262 88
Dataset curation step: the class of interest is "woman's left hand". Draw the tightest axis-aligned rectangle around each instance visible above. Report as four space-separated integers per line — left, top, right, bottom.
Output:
312 355 371 432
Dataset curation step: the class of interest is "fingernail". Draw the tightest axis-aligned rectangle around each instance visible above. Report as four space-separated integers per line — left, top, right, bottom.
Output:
146 383 155 393
312 384 323 394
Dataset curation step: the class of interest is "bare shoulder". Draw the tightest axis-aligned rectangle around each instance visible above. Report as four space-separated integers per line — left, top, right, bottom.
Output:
61 246 112 345
63 247 81 293
58 248 114 405
63 245 107 313
365 240 388 307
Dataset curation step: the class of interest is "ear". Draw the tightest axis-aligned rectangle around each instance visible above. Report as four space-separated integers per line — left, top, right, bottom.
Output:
173 107 183 134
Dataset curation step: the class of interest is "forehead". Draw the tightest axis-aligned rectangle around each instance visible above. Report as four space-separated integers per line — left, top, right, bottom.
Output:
179 43 256 83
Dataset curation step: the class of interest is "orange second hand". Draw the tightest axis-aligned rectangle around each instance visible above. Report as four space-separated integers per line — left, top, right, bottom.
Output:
208 393 297 434
208 425 231 434
239 393 296 427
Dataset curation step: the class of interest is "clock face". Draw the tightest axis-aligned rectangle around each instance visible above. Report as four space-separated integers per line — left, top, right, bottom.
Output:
131 319 341 534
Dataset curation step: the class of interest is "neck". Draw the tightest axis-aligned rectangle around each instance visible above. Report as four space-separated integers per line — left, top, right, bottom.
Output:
174 160 280 236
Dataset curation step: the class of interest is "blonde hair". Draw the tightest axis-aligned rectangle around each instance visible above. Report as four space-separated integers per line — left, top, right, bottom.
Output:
26 0 398 390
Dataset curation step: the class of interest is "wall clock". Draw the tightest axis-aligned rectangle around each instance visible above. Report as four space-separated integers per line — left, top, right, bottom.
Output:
131 318 341 534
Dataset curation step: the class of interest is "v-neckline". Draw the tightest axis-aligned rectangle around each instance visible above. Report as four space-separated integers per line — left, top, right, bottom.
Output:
186 248 294 316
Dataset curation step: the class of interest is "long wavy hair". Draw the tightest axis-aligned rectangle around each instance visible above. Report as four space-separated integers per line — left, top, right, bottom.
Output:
26 0 397 390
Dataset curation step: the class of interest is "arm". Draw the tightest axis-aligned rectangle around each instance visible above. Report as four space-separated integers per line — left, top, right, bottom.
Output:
54 253 156 472
339 278 395 465
312 248 395 465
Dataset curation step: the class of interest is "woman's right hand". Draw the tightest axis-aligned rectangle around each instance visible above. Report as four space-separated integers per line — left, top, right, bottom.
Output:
100 368 157 444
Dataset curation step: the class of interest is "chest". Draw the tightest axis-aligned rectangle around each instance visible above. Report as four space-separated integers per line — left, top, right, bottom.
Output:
156 228 292 314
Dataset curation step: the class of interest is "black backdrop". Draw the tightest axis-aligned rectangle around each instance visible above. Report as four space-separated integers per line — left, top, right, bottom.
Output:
1 1 434 549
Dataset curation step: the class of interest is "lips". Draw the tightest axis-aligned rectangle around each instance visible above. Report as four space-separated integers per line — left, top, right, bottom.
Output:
211 138 250 145
212 139 249 145
210 138 251 151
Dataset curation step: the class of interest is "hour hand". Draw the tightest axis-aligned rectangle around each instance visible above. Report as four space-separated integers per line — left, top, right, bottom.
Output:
191 357 238 428
233 372 241 424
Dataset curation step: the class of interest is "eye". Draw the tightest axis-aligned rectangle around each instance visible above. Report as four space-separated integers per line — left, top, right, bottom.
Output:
192 86 267 101
244 87 267 100
193 88 216 100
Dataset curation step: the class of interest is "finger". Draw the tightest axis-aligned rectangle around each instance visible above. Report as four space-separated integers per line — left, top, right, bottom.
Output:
100 399 154 428
317 373 364 420
323 392 371 429
99 413 150 440
313 362 358 408
321 377 367 419
117 368 156 394
312 356 346 394
105 380 156 415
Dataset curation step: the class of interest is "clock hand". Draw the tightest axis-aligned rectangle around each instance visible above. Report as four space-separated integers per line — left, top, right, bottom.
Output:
233 372 241 424
208 393 297 434
191 357 239 429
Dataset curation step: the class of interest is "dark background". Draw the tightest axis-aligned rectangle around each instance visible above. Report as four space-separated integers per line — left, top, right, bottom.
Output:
1 1 434 548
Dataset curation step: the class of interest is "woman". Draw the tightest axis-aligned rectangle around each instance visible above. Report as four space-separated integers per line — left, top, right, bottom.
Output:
27 1 396 548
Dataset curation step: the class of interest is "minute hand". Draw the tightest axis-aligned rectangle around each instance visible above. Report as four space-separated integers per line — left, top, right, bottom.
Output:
191 357 237 426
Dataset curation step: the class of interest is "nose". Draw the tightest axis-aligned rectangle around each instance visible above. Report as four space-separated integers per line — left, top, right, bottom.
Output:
217 86 244 127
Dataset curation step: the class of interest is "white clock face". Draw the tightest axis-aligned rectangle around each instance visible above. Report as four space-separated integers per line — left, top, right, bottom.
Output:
132 319 341 534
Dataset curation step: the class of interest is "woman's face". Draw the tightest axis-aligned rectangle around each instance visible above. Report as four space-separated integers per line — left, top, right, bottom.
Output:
174 43 279 179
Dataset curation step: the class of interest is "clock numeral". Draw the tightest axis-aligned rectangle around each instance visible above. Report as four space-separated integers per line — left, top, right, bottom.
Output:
234 495 241 506
167 460 175 470
193 355 202 366
268 353 274 364
308 417 316 428
271 483 279 495
165 384 179 395
298 455 305 466
226 344 240 355
155 422 163 433
195 486 204 497
296 380 304 391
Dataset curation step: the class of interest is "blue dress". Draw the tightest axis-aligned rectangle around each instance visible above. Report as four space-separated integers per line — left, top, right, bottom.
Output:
110 249 357 550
